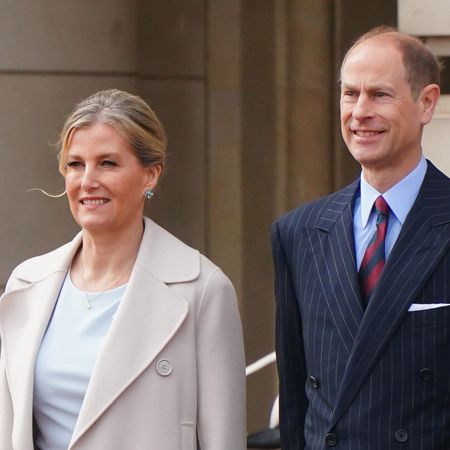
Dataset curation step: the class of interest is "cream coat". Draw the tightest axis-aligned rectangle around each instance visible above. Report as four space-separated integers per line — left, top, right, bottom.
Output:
0 217 246 450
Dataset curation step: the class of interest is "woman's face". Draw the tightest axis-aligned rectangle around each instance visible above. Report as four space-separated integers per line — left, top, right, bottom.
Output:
65 123 160 234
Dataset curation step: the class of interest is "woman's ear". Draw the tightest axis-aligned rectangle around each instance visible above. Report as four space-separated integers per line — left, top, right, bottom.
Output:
145 164 162 190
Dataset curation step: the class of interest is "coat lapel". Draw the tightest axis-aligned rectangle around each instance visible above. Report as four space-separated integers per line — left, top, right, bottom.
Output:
311 179 364 357
330 162 450 426
0 236 81 449
69 218 198 447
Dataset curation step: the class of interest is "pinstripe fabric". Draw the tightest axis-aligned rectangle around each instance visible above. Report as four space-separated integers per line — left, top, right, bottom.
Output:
273 162 450 449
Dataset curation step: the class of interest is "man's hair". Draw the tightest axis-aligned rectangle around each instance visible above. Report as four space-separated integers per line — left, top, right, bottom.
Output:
341 26 442 99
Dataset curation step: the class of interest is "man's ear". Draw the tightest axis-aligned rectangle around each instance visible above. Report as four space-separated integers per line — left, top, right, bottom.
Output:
419 83 440 125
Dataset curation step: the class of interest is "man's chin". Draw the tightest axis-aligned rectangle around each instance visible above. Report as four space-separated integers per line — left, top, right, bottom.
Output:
348 145 383 166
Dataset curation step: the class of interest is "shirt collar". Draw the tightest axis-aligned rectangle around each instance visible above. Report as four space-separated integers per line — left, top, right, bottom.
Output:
360 156 427 229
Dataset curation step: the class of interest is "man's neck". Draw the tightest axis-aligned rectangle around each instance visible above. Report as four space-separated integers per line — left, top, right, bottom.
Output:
362 155 423 193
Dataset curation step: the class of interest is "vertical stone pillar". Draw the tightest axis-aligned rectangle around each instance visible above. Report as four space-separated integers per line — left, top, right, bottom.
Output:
283 0 334 209
207 0 243 296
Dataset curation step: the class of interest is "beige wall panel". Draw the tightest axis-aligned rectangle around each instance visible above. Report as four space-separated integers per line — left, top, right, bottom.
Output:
0 74 137 287
423 96 450 176
0 1 137 72
138 0 205 76
138 80 206 252
398 0 450 36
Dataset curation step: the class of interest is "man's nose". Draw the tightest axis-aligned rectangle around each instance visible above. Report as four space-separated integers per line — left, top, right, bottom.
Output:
352 94 373 120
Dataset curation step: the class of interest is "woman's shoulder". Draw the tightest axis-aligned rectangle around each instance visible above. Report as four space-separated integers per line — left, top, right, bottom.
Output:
5 235 81 291
140 217 226 283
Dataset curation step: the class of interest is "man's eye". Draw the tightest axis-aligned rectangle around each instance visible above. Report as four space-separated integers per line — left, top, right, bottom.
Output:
375 92 387 97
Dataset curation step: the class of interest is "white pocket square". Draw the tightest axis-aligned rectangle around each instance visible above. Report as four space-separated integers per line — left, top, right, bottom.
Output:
408 303 450 312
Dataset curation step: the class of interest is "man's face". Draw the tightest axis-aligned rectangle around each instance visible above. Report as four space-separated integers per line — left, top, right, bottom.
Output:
340 38 425 177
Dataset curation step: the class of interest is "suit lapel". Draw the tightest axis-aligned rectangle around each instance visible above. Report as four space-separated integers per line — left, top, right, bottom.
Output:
311 179 364 357
330 163 450 426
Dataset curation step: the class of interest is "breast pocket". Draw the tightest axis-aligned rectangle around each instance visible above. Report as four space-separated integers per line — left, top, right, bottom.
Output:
403 302 450 329
396 304 450 385
181 421 196 450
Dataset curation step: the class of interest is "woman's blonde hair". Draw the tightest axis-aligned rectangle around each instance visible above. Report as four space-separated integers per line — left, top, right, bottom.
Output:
58 89 167 175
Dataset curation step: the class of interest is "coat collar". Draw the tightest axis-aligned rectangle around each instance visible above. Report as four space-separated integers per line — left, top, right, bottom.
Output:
0 217 198 449
11 217 200 286
137 217 200 283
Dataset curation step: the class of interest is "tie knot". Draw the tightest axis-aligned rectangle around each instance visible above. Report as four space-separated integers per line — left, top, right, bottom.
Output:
374 196 389 215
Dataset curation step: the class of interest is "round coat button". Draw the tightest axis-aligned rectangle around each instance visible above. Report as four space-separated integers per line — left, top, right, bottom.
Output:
419 368 433 381
394 429 408 443
156 359 173 376
309 375 320 389
325 433 338 447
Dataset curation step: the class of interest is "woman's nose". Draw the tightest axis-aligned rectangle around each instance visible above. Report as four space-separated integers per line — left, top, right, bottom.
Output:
81 166 100 190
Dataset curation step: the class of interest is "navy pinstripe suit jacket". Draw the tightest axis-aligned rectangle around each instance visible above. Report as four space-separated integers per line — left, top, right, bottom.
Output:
273 161 450 450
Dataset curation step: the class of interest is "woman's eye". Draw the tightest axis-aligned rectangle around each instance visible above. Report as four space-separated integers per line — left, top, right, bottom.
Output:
101 160 117 167
66 161 82 168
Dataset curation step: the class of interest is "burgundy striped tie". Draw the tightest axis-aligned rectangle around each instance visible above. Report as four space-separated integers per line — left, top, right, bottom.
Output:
359 196 389 305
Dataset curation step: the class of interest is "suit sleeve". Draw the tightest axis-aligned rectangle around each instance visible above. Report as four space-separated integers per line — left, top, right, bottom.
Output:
195 268 246 450
272 221 308 450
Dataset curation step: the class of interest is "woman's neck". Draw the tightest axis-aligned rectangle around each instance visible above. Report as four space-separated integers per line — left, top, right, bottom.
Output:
71 219 144 291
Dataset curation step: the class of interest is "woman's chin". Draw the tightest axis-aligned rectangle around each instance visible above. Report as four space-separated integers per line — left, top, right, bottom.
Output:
77 218 113 233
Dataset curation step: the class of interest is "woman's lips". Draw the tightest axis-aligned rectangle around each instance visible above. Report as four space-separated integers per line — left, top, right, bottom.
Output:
80 198 110 206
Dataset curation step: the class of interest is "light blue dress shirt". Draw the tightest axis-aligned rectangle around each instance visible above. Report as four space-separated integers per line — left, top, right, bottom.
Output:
33 274 126 450
353 157 427 270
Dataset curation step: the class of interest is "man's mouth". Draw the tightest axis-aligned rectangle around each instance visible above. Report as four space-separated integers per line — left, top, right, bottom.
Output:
353 130 383 137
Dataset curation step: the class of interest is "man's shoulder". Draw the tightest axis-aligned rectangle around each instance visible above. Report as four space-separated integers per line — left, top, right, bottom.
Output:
275 179 359 232
425 160 450 189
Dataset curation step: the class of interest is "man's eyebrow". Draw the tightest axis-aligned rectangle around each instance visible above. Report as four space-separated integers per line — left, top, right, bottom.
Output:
341 82 394 91
340 82 357 90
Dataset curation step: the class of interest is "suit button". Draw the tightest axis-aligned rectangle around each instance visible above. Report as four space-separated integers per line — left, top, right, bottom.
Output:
419 368 433 381
394 429 408 443
309 375 320 389
156 359 173 376
325 433 338 447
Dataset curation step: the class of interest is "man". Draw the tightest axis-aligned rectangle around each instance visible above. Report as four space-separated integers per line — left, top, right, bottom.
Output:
273 26 450 449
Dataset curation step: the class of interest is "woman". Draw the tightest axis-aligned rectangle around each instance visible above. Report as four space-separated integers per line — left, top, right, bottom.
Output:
0 89 246 450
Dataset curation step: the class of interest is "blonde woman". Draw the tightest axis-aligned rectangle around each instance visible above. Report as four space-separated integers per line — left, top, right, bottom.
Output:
0 89 246 450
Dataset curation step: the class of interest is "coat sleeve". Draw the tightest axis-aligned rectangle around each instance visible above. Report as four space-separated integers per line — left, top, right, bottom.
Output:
272 221 308 450
0 273 14 449
195 267 246 450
